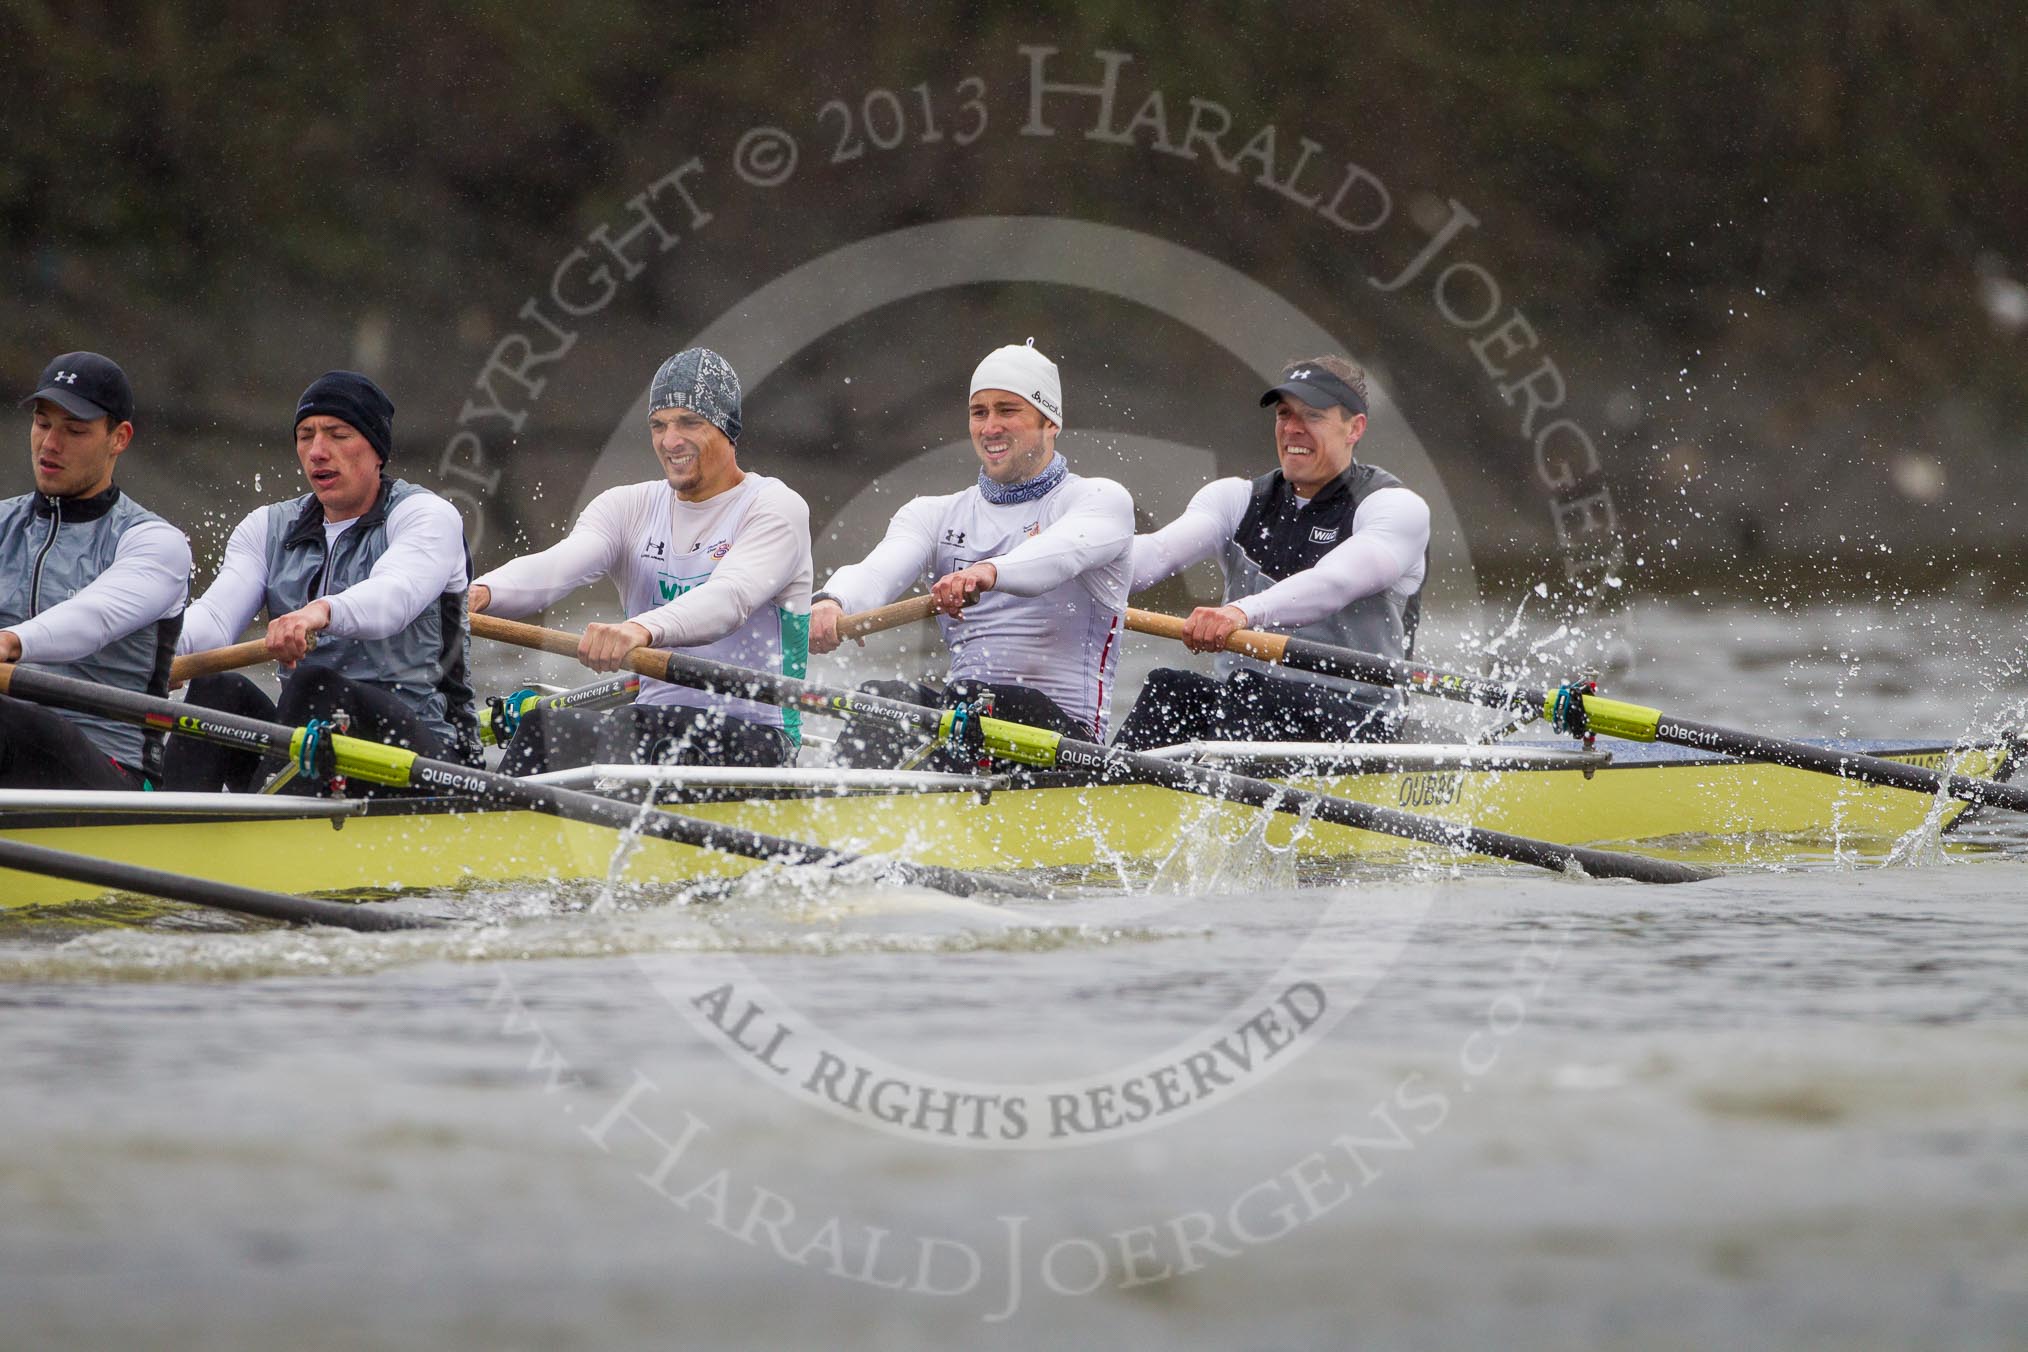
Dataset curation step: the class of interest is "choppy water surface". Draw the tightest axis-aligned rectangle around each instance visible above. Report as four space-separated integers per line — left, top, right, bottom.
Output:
5 599 2028 1351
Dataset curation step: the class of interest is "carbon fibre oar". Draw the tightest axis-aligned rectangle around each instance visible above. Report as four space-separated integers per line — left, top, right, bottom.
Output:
0 663 1011 900
482 674 642 746
0 837 443 932
1125 608 2028 815
470 614 1713 884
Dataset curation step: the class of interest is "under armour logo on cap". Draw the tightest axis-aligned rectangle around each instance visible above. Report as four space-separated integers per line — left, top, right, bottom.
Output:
20 351 134 424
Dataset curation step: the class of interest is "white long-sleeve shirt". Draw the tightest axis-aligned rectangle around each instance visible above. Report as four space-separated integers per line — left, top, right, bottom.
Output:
178 494 469 653
10 518 190 662
1130 477 1427 628
821 472 1135 736
474 474 812 726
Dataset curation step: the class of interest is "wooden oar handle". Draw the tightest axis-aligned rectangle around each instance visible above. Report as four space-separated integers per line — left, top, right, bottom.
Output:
471 612 592 659
169 636 313 684
1125 607 1289 663
837 594 944 640
469 612 676 683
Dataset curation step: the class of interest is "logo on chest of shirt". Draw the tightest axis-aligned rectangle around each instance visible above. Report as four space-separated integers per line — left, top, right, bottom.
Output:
1308 525 1340 544
656 568 711 601
941 529 967 546
642 539 667 560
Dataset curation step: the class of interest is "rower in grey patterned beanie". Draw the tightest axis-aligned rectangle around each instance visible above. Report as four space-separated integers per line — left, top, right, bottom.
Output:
649 347 742 443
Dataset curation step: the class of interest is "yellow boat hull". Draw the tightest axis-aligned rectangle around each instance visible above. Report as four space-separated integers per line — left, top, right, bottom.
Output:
0 741 2010 910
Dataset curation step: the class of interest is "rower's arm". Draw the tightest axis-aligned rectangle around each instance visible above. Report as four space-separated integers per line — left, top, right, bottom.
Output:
179 509 269 654
470 486 633 618
1128 477 1248 591
322 495 469 640
10 518 190 663
818 495 943 614
632 491 811 648
990 477 1135 597
1232 487 1428 629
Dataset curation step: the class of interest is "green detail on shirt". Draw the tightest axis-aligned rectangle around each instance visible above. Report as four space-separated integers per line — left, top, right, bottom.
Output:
778 608 809 747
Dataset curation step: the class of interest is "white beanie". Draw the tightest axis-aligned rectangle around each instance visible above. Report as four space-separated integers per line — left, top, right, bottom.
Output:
969 339 1064 428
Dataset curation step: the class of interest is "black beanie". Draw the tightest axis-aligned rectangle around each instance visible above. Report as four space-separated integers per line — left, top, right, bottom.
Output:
296 371 394 461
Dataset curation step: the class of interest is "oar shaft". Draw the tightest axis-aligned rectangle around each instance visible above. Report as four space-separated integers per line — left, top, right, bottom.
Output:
1124 608 1527 707
480 626 1708 884
0 838 441 932
483 675 641 745
1653 715 2028 814
1127 608 2028 814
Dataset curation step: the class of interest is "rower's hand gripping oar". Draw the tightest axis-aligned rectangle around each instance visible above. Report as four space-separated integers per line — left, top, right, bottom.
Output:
813 593 975 651
836 594 952 641
169 635 316 687
0 662 1015 901
1126 607 2028 815
469 614 1711 884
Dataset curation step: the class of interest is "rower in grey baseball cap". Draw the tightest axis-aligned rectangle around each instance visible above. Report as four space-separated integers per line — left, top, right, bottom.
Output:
19 351 134 425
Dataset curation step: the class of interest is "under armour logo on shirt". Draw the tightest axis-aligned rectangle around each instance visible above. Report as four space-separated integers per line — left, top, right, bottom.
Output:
942 529 967 545
642 540 666 559
53 371 78 384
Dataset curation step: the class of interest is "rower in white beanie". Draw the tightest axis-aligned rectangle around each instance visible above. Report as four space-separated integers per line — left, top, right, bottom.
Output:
809 339 1135 760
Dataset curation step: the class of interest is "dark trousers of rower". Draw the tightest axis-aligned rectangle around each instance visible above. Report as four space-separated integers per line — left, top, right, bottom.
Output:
497 704 793 777
1112 667 1400 752
0 694 143 790
831 678 1088 771
162 669 452 795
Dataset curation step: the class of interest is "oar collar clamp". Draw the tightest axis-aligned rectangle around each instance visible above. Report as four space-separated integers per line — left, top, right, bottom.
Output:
297 717 342 784
496 687 540 741
946 696 995 771
1548 680 1599 748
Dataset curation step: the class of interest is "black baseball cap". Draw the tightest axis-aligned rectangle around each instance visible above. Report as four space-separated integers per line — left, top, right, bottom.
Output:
20 351 134 425
1260 364 1367 417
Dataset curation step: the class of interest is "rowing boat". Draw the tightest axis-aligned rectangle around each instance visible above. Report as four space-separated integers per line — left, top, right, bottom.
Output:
2 736 2014 910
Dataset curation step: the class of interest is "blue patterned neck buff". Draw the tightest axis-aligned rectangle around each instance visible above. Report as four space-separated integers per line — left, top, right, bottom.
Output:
977 453 1069 505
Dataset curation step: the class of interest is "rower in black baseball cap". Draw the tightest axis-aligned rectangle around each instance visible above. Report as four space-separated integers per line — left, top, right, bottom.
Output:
19 350 136 427
1114 353 1430 751
0 352 191 789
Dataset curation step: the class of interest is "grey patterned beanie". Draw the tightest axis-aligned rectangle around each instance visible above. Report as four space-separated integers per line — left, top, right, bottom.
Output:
648 347 742 442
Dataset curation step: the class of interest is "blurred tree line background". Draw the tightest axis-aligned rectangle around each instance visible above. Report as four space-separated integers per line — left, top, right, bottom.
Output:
3 0 2023 599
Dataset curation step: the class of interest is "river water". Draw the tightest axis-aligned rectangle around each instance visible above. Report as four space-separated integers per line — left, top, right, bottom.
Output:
4 597 2028 1350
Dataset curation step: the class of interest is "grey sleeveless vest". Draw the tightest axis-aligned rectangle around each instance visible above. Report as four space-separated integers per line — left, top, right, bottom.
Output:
260 476 482 764
1216 462 1423 695
0 486 183 777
